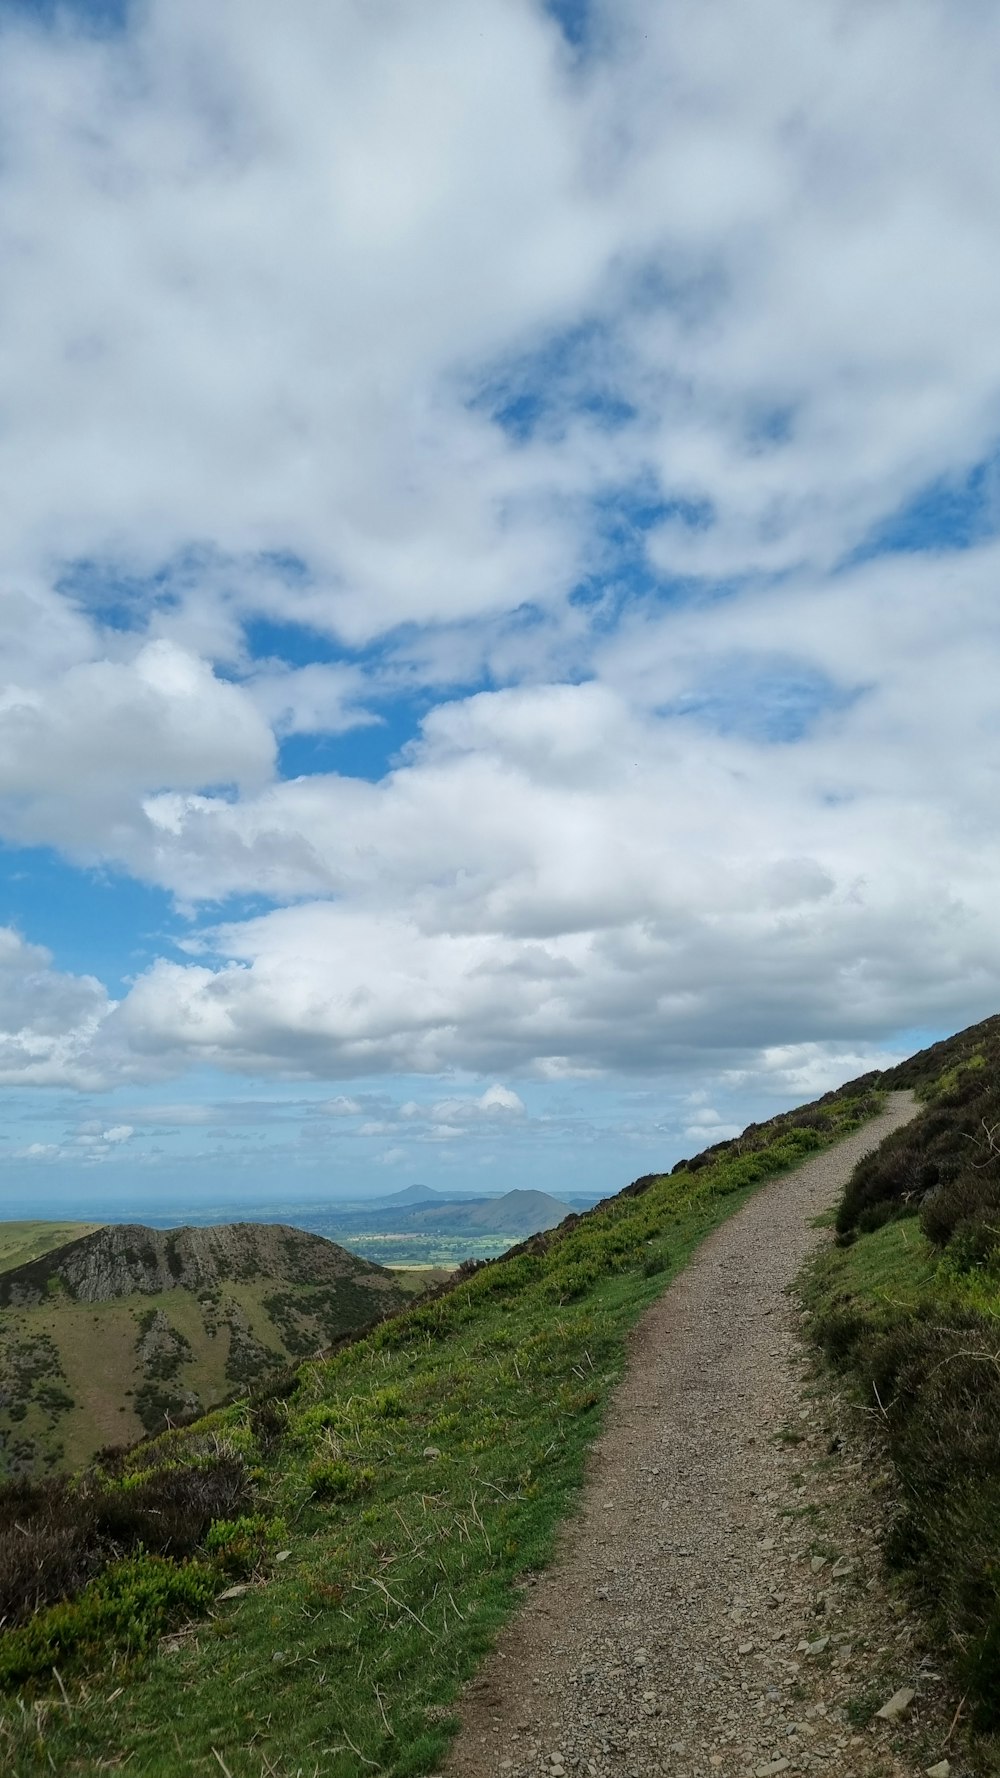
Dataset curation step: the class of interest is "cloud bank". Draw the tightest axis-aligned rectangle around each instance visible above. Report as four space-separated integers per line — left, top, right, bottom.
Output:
0 0 998 1157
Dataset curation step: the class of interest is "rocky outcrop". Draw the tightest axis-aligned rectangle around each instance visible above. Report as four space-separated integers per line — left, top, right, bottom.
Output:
0 1222 396 1308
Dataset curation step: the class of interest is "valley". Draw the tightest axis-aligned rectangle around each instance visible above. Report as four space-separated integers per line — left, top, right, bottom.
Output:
287 1184 577 1265
0 1189 578 1472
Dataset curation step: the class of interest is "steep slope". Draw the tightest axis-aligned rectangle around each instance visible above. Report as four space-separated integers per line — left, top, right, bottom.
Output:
0 1222 99 1275
449 1096 937 1778
802 1009 1000 1729
0 1223 407 1475
0 1073 886 1776
0 1221 394 1306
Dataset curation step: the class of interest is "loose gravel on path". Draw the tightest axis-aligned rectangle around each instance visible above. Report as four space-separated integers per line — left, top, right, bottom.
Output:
445 1092 965 1778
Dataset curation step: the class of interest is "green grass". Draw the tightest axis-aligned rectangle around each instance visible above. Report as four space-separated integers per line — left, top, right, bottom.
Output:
0 1090 880 1778
802 1215 940 1324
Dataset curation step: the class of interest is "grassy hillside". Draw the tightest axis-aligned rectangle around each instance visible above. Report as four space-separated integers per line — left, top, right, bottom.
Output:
801 1011 1000 1736
0 1223 410 1477
0 1080 881 1777
0 1222 99 1275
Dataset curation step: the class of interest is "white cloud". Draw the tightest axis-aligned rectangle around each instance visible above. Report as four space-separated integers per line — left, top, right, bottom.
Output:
0 639 274 856
683 1121 742 1144
1 0 1000 1123
0 0 998 678
0 0 605 643
246 663 377 740
477 1084 526 1115
723 1041 911 1101
319 1096 364 1118
0 928 113 1087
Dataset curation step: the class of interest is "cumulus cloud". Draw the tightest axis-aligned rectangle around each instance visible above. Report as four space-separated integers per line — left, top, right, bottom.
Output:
0 928 113 1087
320 1096 364 1118
0 639 274 855
0 0 1000 1131
399 1084 526 1128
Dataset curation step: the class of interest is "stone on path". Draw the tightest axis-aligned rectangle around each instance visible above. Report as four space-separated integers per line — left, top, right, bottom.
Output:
875 1686 916 1721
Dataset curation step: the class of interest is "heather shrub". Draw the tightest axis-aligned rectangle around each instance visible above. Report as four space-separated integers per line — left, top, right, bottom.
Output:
0 1453 254 1628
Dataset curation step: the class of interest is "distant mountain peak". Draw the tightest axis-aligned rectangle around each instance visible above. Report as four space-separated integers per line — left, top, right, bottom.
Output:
368 1182 443 1207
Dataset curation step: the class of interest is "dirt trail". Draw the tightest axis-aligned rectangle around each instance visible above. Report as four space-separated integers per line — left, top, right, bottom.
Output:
446 1091 959 1778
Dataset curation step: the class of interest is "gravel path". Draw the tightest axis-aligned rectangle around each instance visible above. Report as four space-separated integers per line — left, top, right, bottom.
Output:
445 1092 961 1778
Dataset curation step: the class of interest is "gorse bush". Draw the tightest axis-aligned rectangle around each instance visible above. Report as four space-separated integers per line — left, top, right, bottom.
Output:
306 1458 377 1502
203 1513 285 1575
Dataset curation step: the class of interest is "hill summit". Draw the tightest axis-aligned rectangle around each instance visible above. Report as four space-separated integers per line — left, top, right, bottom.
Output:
0 1221 408 1475
0 1221 381 1308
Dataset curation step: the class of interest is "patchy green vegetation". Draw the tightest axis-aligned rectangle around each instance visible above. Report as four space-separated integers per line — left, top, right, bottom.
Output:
0 1225 408 1475
802 1011 1000 1736
0 1082 880 1777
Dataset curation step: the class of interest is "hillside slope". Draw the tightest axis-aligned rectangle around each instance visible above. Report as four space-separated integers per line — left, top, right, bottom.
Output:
0 1222 99 1275
450 1096 944 1778
0 1074 884 1776
0 1223 407 1475
802 1009 1000 1735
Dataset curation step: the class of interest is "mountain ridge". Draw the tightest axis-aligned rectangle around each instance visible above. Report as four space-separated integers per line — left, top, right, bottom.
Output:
0 1220 387 1309
0 1221 410 1474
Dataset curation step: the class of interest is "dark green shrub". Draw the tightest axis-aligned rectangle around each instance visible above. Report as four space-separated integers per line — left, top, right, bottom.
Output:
0 1555 219 1690
203 1514 281 1576
307 1459 376 1503
247 1393 289 1452
823 1302 1000 1724
0 1454 254 1628
921 1170 1000 1258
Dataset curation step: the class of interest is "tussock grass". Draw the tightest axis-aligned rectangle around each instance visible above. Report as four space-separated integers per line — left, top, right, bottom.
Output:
0 1086 878 1778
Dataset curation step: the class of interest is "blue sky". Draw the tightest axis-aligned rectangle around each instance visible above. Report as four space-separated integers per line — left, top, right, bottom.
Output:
2 0 1000 1217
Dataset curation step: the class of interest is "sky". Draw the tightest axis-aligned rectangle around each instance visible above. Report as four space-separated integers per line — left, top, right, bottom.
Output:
1 0 999 1216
